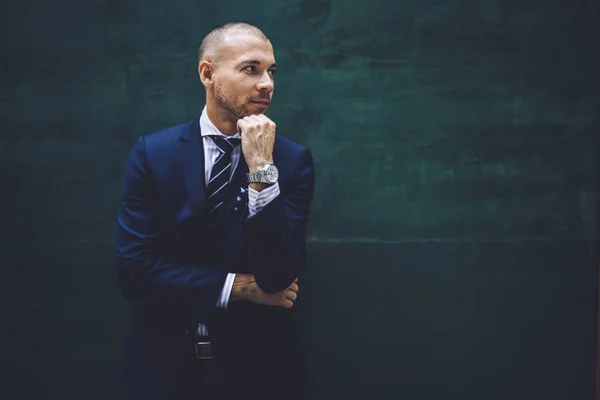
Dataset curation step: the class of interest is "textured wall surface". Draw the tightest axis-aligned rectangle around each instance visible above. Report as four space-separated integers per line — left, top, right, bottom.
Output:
1 0 598 399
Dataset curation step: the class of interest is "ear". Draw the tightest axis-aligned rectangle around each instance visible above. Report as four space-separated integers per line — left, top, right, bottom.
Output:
198 60 214 87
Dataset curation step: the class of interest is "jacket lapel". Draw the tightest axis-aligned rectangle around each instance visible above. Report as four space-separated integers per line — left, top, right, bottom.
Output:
177 117 206 221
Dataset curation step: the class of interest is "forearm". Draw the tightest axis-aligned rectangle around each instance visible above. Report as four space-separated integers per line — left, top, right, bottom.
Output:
244 149 315 293
229 273 258 302
245 197 304 292
229 273 297 308
117 135 231 314
116 241 228 314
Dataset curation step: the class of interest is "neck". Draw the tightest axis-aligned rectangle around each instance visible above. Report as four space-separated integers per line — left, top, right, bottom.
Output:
205 101 237 136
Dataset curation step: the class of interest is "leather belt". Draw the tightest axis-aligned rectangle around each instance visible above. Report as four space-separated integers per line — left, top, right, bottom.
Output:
194 334 214 360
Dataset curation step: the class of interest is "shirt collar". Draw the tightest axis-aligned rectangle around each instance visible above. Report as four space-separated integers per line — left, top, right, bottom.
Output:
199 106 241 139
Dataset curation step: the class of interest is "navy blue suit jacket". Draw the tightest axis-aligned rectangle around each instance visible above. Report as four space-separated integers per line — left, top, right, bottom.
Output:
116 116 315 399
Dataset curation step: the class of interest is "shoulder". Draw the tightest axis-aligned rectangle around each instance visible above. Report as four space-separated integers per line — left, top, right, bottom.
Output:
126 118 199 171
141 118 198 151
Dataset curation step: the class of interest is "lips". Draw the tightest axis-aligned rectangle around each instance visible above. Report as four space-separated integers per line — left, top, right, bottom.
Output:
251 100 270 109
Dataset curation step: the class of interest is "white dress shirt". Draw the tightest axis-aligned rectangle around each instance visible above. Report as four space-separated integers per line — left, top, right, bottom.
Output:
197 106 280 336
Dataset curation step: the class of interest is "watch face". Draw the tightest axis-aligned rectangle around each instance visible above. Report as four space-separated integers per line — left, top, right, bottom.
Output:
264 165 279 184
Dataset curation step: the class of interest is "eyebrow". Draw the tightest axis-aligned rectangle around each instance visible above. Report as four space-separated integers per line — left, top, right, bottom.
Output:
237 59 277 69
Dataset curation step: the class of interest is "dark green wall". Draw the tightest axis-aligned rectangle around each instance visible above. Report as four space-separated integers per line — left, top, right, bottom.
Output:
1 0 598 399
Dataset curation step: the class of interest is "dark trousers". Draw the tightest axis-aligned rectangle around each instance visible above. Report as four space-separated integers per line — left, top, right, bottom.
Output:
172 350 226 400
172 351 307 400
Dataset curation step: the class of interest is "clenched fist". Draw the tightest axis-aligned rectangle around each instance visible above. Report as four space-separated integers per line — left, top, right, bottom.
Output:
237 114 276 173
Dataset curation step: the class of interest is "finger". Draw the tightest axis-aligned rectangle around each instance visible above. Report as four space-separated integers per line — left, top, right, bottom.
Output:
241 116 256 126
282 299 294 309
288 282 299 292
237 119 249 134
256 114 271 123
243 116 263 132
286 290 297 301
246 115 262 124
256 116 273 129
257 115 273 128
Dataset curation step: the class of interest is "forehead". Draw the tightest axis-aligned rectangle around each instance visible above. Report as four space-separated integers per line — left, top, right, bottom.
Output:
217 34 275 64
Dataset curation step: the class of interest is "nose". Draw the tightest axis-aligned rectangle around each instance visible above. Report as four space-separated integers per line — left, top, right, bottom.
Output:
256 71 274 93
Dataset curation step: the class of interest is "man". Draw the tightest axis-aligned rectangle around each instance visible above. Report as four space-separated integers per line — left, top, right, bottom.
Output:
116 22 315 400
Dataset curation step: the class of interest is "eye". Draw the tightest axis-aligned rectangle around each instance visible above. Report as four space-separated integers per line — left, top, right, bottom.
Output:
243 65 257 72
268 69 277 77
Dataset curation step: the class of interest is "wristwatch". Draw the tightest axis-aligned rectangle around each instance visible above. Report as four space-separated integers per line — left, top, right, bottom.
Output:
246 162 279 184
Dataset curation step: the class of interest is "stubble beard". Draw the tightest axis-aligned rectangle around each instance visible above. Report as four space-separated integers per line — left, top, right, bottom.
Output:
214 81 254 120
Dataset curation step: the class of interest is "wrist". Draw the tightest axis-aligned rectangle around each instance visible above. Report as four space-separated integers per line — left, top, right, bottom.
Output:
249 182 270 192
230 273 257 302
246 160 279 189
247 157 273 173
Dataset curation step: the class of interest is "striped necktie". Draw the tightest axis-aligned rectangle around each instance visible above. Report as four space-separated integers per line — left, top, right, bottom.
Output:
206 135 242 221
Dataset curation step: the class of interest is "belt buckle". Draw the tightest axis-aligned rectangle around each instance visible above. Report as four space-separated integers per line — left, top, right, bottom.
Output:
195 341 214 360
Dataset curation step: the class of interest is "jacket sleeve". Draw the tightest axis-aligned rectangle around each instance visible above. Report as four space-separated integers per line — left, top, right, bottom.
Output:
116 136 227 314
244 147 316 293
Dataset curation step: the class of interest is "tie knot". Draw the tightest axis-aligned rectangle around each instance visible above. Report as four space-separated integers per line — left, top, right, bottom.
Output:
209 135 241 154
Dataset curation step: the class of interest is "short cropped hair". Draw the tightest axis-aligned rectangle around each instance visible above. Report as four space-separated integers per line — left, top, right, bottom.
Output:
198 22 270 64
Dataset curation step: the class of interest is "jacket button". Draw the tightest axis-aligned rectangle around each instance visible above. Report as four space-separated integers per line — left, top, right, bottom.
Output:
184 330 190 336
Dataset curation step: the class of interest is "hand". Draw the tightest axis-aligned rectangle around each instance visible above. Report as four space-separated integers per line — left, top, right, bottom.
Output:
231 274 298 308
237 115 276 173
